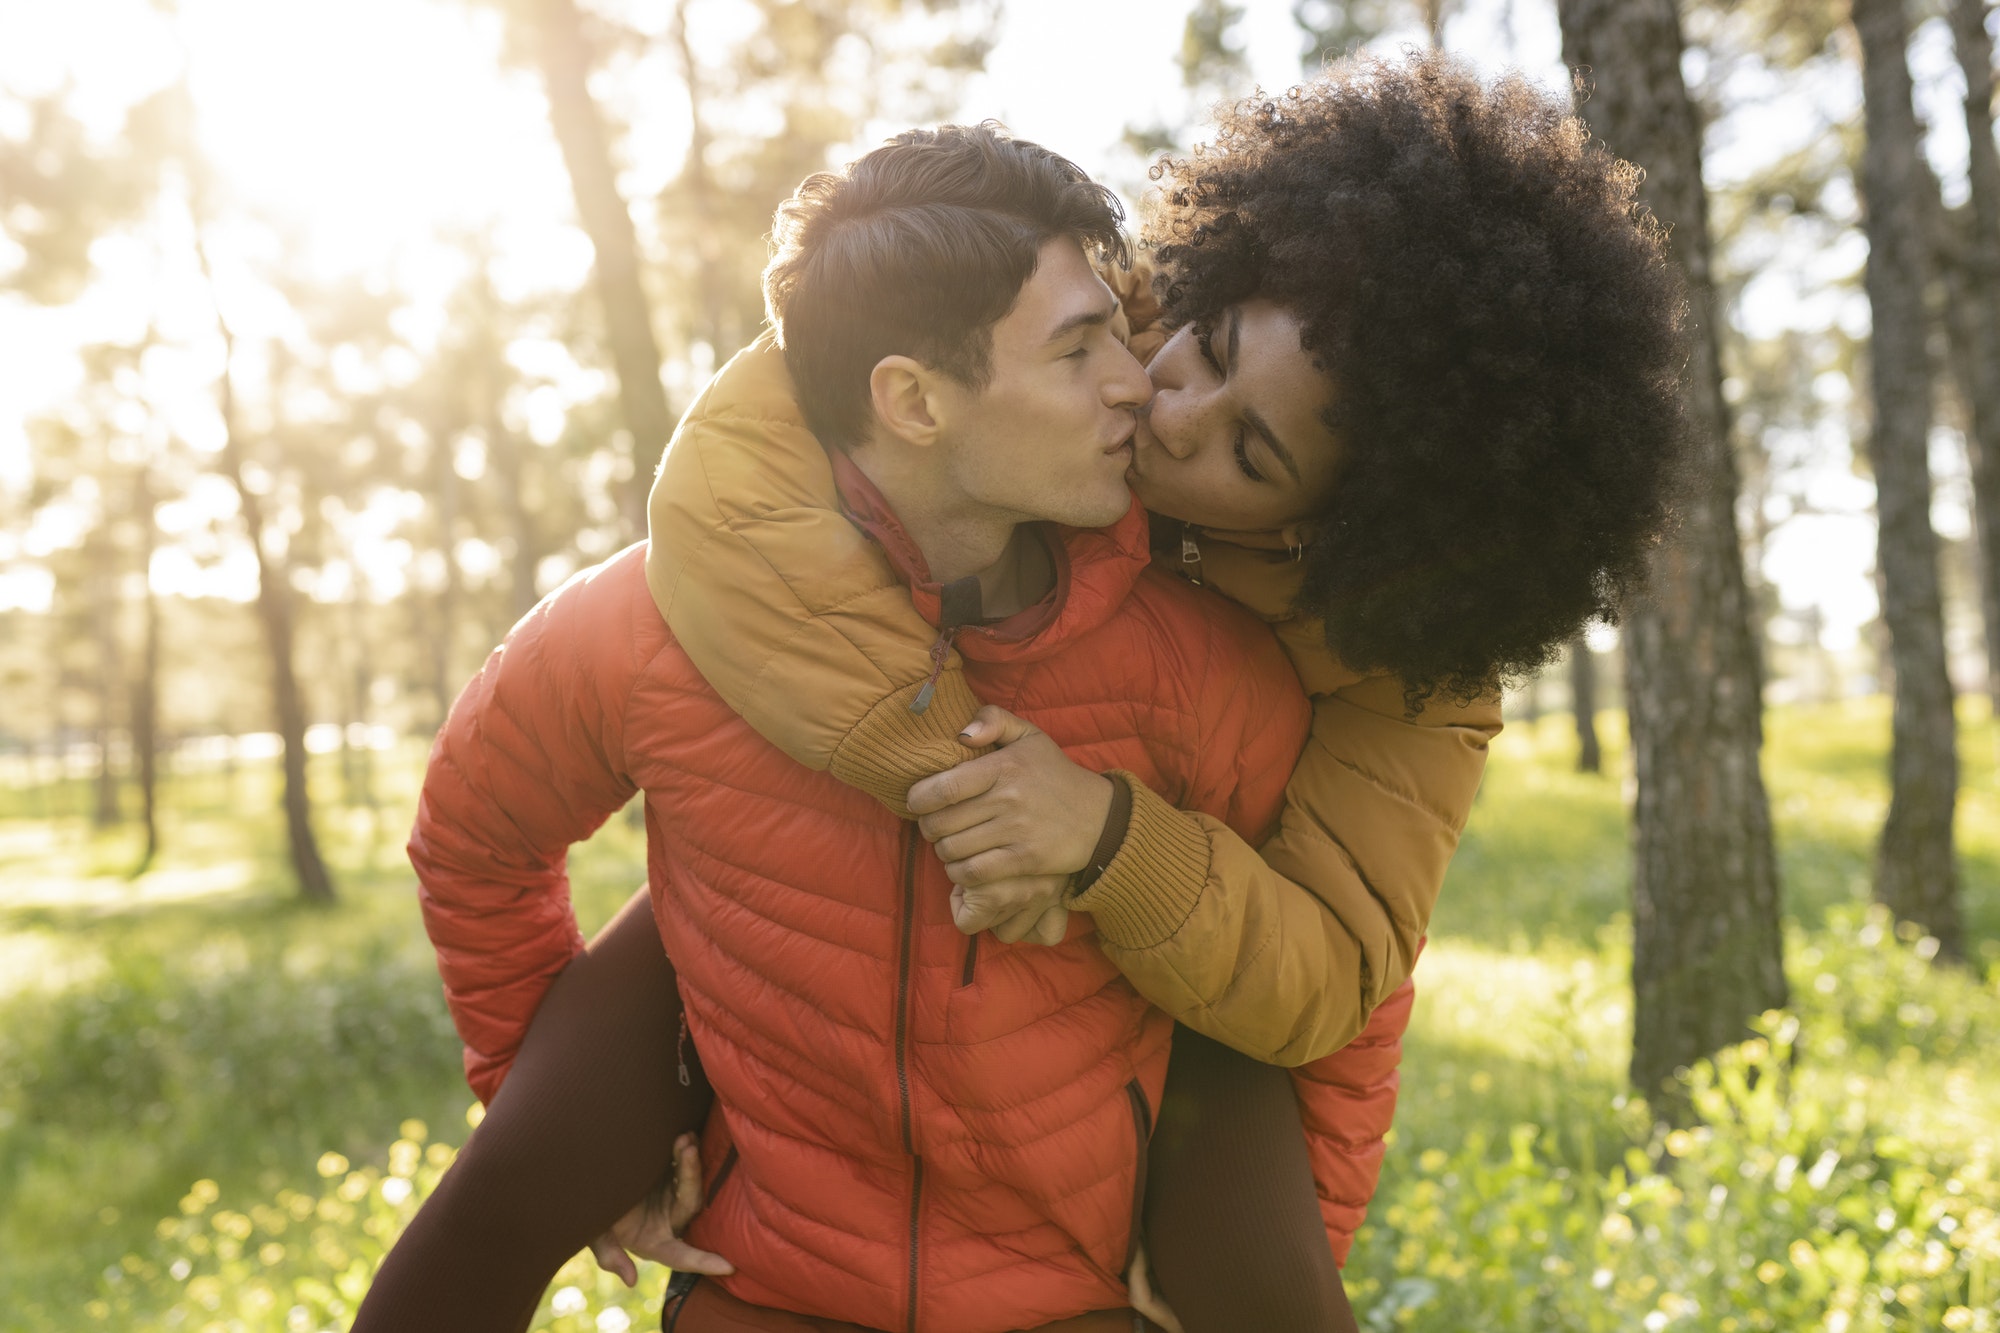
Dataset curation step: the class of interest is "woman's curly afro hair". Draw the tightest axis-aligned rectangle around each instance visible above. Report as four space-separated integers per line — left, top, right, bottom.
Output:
1146 50 1688 703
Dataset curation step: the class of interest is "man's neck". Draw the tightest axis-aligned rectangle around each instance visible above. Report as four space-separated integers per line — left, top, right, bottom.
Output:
849 446 1054 620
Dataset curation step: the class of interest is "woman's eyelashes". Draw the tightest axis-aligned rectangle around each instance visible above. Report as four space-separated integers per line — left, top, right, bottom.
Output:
1232 433 1265 483
1195 321 1222 374
1194 320 1266 483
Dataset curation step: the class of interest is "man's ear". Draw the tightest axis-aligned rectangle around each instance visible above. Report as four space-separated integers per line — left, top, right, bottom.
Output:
868 356 946 448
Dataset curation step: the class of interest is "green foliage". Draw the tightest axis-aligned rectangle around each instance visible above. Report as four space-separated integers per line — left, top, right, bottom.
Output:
1347 1011 2000 1332
1180 0 1248 96
2 703 1995 1331
83 1121 667 1333
0 747 649 1329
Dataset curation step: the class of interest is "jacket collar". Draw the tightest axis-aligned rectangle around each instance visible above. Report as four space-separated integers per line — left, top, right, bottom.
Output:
827 448 1154 665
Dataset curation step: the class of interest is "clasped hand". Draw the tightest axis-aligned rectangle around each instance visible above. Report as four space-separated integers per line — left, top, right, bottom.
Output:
905 705 1114 946
588 1132 734 1286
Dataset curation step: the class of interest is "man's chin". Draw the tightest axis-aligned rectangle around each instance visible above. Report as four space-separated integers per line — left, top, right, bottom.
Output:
1124 475 1180 525
1073 489 1136 530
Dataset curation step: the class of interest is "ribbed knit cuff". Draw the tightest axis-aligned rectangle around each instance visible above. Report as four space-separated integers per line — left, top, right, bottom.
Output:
828 671 984 818
1066 774 1212 948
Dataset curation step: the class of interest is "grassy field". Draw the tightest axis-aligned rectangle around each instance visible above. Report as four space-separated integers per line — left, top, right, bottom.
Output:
1 699 1995 1332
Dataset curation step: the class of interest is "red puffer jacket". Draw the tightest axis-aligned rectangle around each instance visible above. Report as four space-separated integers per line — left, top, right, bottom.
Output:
412 499 1409 1332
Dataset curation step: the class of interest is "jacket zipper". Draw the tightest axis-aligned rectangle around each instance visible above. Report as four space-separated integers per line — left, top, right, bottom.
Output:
896 827 923 1330
906 1158 926 1333
958 932 978 987
1123 1080 1152 1275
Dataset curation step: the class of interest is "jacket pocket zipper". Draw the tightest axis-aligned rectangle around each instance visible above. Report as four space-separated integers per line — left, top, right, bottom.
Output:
1123 1079 1152 1275
958 932 978 987
706 1144 741 1203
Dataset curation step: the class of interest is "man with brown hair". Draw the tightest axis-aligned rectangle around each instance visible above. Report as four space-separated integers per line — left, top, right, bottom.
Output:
368 125 1385 1333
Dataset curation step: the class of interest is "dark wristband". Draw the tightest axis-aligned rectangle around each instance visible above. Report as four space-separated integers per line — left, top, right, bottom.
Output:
1068 774 1133 898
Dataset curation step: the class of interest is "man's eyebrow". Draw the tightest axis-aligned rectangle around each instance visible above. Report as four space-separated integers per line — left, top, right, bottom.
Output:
1226 306 1304 485
1045 296 1118 344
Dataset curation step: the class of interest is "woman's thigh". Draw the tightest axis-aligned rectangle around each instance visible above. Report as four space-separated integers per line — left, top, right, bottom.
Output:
353 889 711 1332
1143 1025 1357 1333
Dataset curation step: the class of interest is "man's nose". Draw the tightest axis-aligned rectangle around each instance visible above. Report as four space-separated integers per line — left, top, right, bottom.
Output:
1102 343 1153 414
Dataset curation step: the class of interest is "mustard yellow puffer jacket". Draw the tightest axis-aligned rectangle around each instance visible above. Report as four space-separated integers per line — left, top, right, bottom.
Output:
646 266 1499 1067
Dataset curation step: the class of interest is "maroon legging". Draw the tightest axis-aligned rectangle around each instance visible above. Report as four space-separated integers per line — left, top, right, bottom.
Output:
353 892 1354 1332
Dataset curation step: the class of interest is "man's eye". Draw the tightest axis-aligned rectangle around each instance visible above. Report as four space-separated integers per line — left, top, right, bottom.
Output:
1063 346 1089 361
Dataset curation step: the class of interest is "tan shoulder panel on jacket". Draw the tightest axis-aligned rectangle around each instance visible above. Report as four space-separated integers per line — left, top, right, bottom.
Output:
644 334 979 809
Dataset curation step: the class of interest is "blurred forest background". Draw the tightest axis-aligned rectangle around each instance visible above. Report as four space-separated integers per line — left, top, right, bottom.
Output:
2 0 1998 1330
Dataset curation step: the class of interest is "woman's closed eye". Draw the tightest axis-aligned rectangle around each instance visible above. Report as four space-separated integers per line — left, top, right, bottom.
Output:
1232 433 1265 483
1195 321 1222 374
1194 322 1265 482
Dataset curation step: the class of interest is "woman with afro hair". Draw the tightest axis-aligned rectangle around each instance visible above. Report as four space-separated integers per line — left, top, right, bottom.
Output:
359 50 1685 1333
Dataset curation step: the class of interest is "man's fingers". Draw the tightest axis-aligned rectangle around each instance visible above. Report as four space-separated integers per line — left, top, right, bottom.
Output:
1027 904 1070 946
588 1235 639 1289
668 1134 704 1231
955 705 1041 750
951 882 1019 935
657 1240 737 1276
990 905 1044 944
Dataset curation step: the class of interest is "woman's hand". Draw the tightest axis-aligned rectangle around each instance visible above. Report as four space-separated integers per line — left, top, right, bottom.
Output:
905 706 1114 943
587 1133 736 1287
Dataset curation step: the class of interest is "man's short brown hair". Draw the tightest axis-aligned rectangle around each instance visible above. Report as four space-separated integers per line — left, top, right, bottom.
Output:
763 123 1128 449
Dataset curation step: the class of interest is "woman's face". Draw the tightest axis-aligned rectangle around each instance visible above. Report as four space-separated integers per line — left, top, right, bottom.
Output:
1127 300 1343 534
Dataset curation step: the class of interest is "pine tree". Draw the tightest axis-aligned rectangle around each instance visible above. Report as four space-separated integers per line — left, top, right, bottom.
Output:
1939 0 2000 722
1851 0 1962 958
1555 0 1788 1107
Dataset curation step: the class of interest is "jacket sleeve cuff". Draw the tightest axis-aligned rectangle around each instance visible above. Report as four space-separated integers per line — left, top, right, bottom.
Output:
1067 774 1211 948
828 671 984 818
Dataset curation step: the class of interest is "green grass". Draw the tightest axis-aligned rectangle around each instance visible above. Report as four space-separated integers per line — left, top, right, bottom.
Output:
1 701 1995 1332
0 746 649 1331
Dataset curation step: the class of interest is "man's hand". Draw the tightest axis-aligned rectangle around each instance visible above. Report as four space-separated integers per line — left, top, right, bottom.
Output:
905 706 1114 942
587 1133 736 1287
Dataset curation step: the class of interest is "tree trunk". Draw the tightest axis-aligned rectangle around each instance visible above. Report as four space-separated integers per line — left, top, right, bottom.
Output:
232 456 335 904
131 465 161 868
196 236 336 905
1556 0 1788 1107
670 0 728 361
1943 0 2000 722
89 529 122 828
1853 0 1962 958
470 271 542 624
499 426 540 624
429 426 463 731
339 585 376 813
528 0 673 537
1570 635 1603 773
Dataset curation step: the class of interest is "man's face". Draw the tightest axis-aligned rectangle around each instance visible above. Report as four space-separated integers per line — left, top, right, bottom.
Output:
928 238 1153 529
